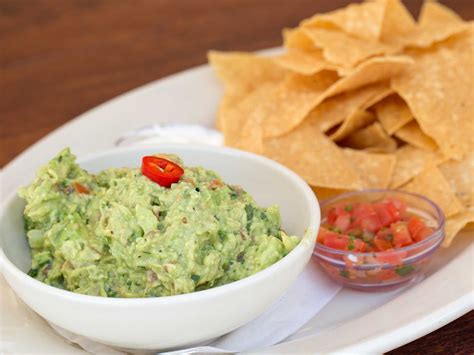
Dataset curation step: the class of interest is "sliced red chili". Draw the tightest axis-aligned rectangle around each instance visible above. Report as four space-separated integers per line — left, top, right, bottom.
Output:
141 156 184 187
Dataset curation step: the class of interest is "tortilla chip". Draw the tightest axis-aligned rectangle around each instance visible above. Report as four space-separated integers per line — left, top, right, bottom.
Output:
208 51 286 93
391 28 474 159
273 48 336 75
311 186 347 201
301 0 386 40
323 56 413 98
379 0 417 44
263 121 363 190
401 165 464 217
443 209 474 247
330 110 376 141
260 71 340 138
283 27 316 51
219 84 272 152
390 145 443 188
406 1 470 49
438 151 474 208
394 121 438 151
373 94 413 134
307 82 392 133
342 148 396 188
303 27 399 68
341 122 397 153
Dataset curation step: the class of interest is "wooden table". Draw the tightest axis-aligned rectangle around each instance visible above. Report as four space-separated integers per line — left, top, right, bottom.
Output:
1 0 473 352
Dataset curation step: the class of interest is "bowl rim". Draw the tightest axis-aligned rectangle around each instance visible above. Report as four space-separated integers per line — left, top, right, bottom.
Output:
0 144 320 305
313 188 445 258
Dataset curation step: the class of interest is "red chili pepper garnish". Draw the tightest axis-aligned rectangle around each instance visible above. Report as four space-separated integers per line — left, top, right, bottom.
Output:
141 156 184 188
73 182 90 194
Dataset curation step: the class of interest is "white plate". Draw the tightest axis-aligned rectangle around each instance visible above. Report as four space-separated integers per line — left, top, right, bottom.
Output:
1 51 473 353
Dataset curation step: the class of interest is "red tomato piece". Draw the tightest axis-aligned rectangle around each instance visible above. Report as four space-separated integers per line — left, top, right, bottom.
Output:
318 227 357 251
360 215 382 233
73 182 90 194
413 227 434 242
374 237 393 251
408 216 425 239
334 213 351 232
391 222 413 248
373 203 394 227
351 203 382 233
386 199 407 216
375 250 407 266
354 239 368 252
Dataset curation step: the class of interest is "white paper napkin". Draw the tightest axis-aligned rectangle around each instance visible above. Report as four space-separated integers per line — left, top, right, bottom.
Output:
47 125 342 353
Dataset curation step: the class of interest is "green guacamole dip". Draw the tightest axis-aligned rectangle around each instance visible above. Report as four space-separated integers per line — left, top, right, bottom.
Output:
19 149 300 297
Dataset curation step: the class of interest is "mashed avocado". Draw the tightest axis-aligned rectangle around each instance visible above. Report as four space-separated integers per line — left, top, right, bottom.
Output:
19 148 300 297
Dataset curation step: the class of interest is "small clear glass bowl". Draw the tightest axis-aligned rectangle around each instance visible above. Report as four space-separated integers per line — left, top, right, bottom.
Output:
313 189 445 291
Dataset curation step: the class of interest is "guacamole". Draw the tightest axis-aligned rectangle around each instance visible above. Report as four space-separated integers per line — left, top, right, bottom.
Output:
19 149 300 297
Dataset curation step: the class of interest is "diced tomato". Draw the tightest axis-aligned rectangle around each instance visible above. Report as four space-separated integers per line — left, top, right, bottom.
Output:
73 182 90 194
386 199 407 216
374 237 393 251
334 213 351 232
324 233 350 251
351 203 382 233
373 203 393 227
413 227 434 242
317 227 340 244
408 216 424 237
353 239 368 252
391 222 413 248
359 215 382 233
374 227 394 251
375 250 407 266
376 269 397 281
327 207 340 225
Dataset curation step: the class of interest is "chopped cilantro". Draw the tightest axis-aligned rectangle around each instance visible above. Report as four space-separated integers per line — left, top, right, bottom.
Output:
339 270 350 278
395 265 414 276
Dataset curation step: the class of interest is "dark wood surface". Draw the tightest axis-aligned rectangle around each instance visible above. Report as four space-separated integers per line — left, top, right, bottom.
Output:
1 0 473 353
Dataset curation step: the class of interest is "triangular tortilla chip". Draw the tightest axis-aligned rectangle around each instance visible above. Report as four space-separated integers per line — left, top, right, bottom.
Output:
303 27 399 68
263 121 363 189
392 28 474 159
273 48 336 75
401 165 464 217
379 0 417 45
341 122 397 153
438 151 474 209
283 27 316 51
405 1 470 49
443 209 474 247
390 145 443 188
304 82 392 132
219 84 272 153
373 94 414 134
208 51 286 93
324 55 413 98
394 121 438 151
330 110 376 141
260 71 340 138
301 0 386 40
342 148 396 188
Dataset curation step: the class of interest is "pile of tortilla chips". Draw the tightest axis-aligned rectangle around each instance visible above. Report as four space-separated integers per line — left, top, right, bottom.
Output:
208 0 473 247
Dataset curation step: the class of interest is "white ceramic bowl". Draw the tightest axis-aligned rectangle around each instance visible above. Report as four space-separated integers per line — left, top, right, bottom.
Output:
0 145 320 350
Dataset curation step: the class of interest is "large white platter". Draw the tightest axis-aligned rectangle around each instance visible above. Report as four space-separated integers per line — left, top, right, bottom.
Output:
1 56 473 353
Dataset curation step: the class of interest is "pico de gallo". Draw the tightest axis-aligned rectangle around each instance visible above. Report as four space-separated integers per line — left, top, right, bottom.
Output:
317 199 435 253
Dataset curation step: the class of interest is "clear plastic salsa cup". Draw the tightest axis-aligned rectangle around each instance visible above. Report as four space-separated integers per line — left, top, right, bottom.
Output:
313 189 445 291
